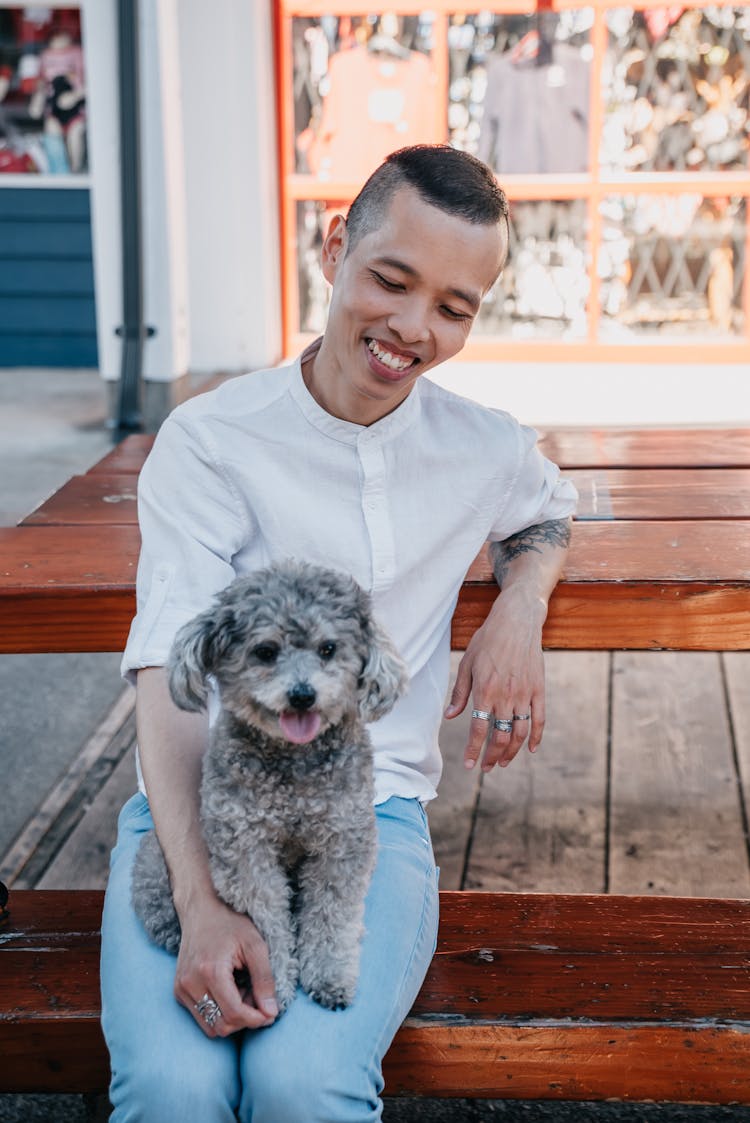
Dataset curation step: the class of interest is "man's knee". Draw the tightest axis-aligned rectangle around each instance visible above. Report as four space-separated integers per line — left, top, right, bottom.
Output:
240 1051 381 1123
109 1045 239 1123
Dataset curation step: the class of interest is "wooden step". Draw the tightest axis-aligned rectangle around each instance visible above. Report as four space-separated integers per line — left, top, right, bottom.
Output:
3 890 750 1102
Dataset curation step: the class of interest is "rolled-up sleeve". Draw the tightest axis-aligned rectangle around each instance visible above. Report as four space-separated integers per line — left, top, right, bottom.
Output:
487 423 578 542
121 413 249 682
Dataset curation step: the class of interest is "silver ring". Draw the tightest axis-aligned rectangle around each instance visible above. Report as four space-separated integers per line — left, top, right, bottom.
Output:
195 993 222 1028
494 718 513 734
472 709 493 722
513 713 531 721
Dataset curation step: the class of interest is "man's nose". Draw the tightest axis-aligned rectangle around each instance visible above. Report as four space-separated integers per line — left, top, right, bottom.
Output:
287 682 316 711
387 300 431 344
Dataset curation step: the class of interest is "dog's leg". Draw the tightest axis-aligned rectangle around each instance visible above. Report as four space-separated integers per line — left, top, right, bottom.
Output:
131 830 181 953
295 819 377 1010
209 845 300 1013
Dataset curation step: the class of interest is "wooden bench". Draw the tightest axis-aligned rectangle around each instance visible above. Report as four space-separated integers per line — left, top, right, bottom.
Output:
4 888 750 1101
1 426 749 1103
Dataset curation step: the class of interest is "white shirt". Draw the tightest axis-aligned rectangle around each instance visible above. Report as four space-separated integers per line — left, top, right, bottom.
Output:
122 349 578 804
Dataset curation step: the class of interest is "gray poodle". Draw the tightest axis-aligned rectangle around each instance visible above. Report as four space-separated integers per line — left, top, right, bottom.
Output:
131 559 407 1013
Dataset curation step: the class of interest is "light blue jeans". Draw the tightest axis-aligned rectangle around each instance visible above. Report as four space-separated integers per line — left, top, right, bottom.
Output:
100 792 439 1122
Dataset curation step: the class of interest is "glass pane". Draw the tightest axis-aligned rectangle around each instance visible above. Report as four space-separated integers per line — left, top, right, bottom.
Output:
475 200 590 339
599 194 746 339
0 7 87 175
297 200 332 335
448 10 594 173
602 6 750 173
295 198 591 340
291 14 440 181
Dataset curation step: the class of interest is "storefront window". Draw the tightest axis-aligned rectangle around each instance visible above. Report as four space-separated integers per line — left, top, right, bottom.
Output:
599 194 746 339
447 11 593 173
0 6 87 176
293 13 440 182
278 2 750 360
602 7 750 174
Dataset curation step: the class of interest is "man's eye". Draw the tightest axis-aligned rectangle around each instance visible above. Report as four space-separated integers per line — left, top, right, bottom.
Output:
253 644 279 664
442 305 471 321
318 642 337 661
372 271 403 291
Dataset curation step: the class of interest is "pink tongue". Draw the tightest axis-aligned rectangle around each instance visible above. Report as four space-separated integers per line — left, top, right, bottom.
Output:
279 710 322 745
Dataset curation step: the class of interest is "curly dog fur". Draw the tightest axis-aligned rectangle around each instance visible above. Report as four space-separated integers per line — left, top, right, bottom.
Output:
131 559 407 1012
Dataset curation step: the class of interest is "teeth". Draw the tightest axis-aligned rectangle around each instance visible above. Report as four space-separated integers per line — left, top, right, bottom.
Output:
367 338 413 372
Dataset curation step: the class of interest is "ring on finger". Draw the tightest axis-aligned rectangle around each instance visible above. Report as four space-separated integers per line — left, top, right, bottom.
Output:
493 717 513 734
512 713 531 721
195 993 222 1028
472 708 493 722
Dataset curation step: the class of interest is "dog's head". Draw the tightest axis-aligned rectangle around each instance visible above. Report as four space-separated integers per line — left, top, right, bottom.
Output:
167 560 407 743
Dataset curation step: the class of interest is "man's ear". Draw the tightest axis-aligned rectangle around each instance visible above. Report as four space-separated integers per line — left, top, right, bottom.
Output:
321 213 348 283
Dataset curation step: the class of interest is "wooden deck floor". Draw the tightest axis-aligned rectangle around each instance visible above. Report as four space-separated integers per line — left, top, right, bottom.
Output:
5 651 750 899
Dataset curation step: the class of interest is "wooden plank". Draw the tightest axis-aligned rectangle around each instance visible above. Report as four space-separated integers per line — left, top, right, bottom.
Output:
609 652 750 897
2 522 750 653
569 468 750 520
538 426 750 469
21 474 138 527
26 467 750 526
463 652 609 893
384 1023 750 1102
85 434 153 475
5 891 750 1099
36 744 137 891
85 428 750 481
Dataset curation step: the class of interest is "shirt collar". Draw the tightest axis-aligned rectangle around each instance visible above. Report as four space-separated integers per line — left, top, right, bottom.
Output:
288 338 422 446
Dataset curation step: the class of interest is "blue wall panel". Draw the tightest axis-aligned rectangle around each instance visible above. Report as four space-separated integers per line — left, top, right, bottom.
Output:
0 188 98 367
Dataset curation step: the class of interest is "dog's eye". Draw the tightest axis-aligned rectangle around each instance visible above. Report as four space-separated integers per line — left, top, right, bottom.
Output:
253 643 279 664
318 641 336 661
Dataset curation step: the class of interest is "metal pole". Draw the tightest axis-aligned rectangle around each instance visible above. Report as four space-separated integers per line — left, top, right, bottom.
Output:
116 0 145 432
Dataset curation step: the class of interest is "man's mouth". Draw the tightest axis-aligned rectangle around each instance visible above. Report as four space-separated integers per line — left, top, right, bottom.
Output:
365 337 419 375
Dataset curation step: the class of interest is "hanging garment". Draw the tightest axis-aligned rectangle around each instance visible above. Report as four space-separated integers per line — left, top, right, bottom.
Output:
478 43 590 174
304 44 440 182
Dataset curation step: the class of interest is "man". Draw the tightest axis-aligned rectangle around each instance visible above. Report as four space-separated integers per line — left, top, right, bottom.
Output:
101 145 576 1121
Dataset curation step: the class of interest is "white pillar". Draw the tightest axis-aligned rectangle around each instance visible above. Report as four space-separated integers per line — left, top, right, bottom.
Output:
177 0 282 374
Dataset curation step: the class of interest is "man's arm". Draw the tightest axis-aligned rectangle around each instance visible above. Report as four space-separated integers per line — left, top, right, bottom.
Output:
444 517 572 771
135 667 279 1037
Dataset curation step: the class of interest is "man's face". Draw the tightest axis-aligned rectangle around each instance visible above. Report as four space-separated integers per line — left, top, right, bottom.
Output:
314 186 507 425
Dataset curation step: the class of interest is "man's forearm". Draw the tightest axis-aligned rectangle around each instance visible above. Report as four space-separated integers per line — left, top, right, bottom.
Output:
135 666 215 913
489 517 572 606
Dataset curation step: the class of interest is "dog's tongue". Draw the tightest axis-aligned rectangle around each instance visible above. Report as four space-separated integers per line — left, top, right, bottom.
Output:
279 710 322 745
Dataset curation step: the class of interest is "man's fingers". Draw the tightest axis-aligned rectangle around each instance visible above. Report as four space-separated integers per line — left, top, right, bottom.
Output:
463 704 495 769
445 657 472 719
243 935 279 1021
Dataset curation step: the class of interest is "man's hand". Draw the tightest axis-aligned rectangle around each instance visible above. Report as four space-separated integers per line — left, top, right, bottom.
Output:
444 584 546 770
174 893 279 1038
444 517 571 772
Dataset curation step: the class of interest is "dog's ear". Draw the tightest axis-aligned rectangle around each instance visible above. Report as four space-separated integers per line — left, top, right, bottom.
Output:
167 607 226 712
358 617 408 723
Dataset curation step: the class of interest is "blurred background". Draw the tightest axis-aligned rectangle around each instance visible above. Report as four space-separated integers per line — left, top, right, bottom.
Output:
0 1 747 428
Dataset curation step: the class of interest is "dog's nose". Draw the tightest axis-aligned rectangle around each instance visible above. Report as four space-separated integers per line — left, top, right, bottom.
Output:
287 683 316 711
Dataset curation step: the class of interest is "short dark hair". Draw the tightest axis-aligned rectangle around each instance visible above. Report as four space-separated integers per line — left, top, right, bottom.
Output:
345 145 509 250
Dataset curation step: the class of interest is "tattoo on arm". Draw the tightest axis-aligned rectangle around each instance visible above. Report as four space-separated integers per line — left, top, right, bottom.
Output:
489 518 572 587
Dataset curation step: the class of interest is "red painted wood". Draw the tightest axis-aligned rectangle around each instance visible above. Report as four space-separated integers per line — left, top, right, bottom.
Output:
569 467 750 520
24 467 750 526
78 427 750 482
1 522 749 652
21 475 138 526
538 427 750 469
4 891 750 1100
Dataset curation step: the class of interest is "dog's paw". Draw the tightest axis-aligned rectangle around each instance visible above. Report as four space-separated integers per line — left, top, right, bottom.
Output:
306 979 355 1011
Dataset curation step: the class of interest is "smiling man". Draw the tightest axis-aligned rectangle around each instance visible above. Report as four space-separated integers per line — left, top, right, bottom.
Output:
100 145 577 1123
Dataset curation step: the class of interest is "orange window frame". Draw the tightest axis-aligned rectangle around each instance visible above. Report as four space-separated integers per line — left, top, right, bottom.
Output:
274 0 750 363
